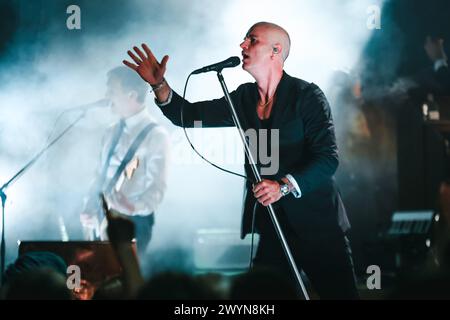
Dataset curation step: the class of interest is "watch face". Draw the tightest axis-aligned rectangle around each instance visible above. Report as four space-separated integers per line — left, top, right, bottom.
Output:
281 184 289 196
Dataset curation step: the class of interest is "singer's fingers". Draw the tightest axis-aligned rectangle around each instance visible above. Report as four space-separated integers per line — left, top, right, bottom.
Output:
254 187 269 199
142 43 157 62
160 55 169 69
133 46 147 62
258 194 272 206
127 50 142 65
123 60 137 70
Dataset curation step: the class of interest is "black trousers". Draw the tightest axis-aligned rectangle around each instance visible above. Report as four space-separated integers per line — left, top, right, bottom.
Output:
253 207 359 300
126 213 154 256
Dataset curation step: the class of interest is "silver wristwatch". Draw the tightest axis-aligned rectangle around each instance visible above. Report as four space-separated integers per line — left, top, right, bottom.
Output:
280 182 290 197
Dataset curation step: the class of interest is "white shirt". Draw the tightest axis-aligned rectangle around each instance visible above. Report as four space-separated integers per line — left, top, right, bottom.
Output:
86 107 170 216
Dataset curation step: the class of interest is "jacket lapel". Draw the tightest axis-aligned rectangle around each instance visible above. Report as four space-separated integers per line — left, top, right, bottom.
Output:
270 71 293 130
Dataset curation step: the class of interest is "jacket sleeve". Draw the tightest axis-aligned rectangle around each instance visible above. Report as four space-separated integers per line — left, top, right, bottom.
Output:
156 89 241 128
289 84 339 196
436 65 450 94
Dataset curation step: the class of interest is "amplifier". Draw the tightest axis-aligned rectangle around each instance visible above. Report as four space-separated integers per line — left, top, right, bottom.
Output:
387 211 435 236
193 229 259 271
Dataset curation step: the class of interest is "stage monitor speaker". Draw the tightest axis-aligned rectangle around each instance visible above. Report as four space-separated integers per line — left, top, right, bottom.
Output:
193 229 259 271
18 241 134 286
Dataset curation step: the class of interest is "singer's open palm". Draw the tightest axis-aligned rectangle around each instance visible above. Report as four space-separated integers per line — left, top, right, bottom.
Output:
123 43 169 85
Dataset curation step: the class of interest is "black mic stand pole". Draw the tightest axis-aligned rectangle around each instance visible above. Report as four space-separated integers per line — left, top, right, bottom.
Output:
0 111 87 284
216 71 310 300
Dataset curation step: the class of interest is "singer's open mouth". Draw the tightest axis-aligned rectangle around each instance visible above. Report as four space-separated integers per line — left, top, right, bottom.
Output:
242 53 249 61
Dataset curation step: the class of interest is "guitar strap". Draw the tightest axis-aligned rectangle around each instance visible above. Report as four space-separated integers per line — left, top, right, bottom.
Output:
104 122 157 194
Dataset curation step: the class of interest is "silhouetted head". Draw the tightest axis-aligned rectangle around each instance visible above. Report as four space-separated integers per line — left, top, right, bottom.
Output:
230 267 299 300
3 251 67 285
137 271 219 300
3 268 72 300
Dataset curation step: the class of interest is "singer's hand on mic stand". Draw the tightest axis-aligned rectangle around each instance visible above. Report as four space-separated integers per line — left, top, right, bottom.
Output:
253 179 285 207
123 43 171 103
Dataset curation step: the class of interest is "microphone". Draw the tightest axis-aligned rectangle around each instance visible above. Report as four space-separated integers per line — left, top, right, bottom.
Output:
192 56 241 74
65 98 111 112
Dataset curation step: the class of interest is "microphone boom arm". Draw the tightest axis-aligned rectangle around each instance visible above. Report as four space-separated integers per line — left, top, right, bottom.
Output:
0 111 87 283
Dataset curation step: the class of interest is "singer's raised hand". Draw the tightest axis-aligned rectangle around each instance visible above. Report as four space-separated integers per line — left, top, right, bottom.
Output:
123 43 169 86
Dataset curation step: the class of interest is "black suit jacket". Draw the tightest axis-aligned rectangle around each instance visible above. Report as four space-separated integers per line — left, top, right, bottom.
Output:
415 65 450 96
158 71 350 238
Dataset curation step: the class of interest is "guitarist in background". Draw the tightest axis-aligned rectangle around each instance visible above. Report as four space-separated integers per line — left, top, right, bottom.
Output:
80 66 170 256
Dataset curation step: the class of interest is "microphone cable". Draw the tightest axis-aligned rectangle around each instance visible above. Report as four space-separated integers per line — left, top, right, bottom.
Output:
179 72 256 184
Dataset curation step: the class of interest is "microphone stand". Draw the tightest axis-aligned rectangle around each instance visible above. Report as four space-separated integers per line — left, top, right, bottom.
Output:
216 71 310 300
0 111 87 283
